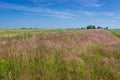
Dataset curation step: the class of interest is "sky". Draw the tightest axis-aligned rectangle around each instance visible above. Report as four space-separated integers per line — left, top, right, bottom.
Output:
0 0 120 29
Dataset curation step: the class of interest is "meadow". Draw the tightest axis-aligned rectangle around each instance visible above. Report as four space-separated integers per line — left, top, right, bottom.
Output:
0 29 120 80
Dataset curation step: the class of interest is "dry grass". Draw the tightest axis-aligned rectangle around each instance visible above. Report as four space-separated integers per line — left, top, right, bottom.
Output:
0 29 120 80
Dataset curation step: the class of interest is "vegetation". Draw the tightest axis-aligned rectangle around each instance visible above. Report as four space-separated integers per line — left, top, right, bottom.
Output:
87 25 96 29
97 26 103 29
86 25 108 29
0 29 120 80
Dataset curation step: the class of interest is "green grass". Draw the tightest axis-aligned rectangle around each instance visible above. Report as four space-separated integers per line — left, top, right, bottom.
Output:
0 29 120 80
109 30 120 38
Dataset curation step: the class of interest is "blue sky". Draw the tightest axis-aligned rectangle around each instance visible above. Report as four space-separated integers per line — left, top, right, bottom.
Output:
0 0 120 29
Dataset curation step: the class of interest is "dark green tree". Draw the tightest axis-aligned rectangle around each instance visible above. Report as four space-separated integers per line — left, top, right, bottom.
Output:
105 26 108 29
97 26 103 29
87 25 96 29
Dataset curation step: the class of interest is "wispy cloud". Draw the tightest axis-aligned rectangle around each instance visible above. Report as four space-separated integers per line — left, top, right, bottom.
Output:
0 3 75 19
0 1 115 19
46 9 75 18
30 0 103 7
75 0 103 7
81 11 97 16
79 10 115 17
98 12 115 16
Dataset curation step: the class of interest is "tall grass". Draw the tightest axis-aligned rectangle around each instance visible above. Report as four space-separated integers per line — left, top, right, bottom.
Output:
0 29 120 80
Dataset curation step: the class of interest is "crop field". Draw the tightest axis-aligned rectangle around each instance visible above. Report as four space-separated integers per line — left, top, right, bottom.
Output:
0 29 120 80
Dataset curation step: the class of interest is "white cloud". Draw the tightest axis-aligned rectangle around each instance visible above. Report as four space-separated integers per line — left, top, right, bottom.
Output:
81 11 97 16
99 12 115 16
0 3 75 19
29 0 103 7
76 0 103 7
79 10 115 17
0 2 115 19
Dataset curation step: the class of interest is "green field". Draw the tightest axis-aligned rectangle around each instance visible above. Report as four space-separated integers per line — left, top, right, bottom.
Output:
0 29 120 80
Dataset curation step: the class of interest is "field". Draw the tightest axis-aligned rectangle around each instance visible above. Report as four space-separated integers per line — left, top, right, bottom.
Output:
0 29 120 80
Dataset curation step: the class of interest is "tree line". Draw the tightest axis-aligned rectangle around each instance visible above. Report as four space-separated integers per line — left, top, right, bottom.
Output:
86 25 108 29
20 25 109 30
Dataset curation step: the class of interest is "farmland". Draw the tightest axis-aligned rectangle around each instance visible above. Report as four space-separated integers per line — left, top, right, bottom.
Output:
0 29 120 80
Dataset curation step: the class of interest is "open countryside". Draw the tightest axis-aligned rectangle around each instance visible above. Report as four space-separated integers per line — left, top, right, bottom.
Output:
0 0 120 80
0 29 120 80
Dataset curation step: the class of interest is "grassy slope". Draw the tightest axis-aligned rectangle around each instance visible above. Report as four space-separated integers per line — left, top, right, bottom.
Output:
0 29 120 80
109 30 120 38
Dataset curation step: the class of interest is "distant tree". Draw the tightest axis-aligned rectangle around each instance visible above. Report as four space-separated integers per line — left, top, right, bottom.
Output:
81 27 85 29
29 27 32 29
105 26 108 29
87 25 96 29
97 26 103 29
20 28 28 29
34 28 38 29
